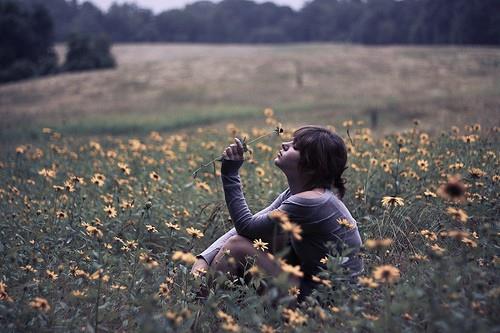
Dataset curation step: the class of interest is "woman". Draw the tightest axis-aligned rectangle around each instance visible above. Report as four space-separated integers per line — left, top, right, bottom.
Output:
191 125 363 302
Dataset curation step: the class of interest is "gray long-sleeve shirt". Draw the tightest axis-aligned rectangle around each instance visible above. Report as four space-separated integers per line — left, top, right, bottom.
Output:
197 159 363 300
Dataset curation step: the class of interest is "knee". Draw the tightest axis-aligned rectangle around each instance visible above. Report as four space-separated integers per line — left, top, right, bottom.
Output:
223 235 254 260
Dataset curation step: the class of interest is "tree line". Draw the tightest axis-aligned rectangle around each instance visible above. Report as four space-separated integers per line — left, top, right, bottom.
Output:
1 0 115 83
18 0 500 45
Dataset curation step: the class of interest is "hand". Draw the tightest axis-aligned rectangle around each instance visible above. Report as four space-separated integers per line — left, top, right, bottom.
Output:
222 138 244 161
190 257 209 276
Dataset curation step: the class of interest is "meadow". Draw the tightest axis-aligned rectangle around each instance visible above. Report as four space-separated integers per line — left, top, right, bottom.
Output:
0 44 499 332
1 44 500 143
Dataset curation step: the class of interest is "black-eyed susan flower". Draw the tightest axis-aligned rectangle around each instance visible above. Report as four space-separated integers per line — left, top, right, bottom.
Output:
117 162 131 176
86 225 103 238
186 227 204 239
365 238 393 250
269 210 302 241
29 297 51 312
172 251 197 264
358 276 379 288
149 171 160 181
417 159 429 172
260 324 276 333
446 207 468 223
468 167 486 178
282 308 307 327
104 205 117 218
252 238 269 252
91 173 105 187
437 174 466 202
255 167 265 177
165 221 180 231
381 196 405 207
337 217 355 230
372 265 400 284
288 286 301 297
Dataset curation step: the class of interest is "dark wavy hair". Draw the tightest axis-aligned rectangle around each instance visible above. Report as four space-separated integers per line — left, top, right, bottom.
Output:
293 125 348 199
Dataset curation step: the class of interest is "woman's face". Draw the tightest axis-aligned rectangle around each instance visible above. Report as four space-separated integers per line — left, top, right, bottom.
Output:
274 138 301 175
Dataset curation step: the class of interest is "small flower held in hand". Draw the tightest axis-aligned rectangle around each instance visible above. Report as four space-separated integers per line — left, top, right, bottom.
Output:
192 124 284 179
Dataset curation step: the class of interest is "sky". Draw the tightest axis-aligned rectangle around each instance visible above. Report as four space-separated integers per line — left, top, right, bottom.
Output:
90 0 309 13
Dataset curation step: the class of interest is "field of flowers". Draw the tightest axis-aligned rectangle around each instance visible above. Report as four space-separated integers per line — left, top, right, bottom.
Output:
0 111 498 332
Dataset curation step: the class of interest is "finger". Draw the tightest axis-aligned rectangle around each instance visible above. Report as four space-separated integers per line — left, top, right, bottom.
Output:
225 147 234 159
230 145 239 156
234 138 244 155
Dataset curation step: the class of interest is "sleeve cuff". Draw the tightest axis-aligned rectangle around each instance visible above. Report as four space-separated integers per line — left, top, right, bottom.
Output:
221 159 244 175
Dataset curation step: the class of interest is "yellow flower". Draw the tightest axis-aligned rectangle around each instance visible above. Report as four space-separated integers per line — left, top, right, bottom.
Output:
409 253 428 262
269 210 302 241
117 162 131 175
468 167 486 178
288 286 301 297
146 224 158 233
29 297 51 312
358 276 379 288
372 265 400 284
149 171 160 181
437 174 466 202
264 108 274 118
253 238 269 252
217 310 240 333
337 217 355 230
195 181 212 194
56 211 67 219
158 283 171 297
171 251 197 264
86 225 103 238
46 270 58 280
104 205 117 218
38 168 56 179
417 159 429 172
381 196 404 207
186 227 204 239
430 243 446 256
365 238 393 249
280 260 304 278
362 312 379 321
255 167 265 177
420 229 437 242
90 173 105 187
423 189 437 197
282 308 307 327
260 324 276 333
446 207 468 223
165 221 181 231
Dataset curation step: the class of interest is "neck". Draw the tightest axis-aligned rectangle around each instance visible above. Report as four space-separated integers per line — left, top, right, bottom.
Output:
286 174 313 195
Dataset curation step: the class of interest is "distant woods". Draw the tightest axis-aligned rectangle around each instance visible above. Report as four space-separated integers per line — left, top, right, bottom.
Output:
1 0 115 83
17 0 500 45
2 0 499 83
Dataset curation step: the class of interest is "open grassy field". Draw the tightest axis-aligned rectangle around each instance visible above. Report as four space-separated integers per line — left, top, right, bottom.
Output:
1 43 499 143
0 44 499 331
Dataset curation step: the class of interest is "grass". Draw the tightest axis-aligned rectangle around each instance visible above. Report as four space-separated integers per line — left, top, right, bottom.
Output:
0 43 499 331
1 43 499 145
0 115 498 332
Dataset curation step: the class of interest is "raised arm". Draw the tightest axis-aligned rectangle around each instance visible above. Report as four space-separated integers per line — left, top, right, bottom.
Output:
221 159 289 240
196 187 290 264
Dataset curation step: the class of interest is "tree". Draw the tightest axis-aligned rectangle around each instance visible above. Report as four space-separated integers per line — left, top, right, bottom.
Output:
63 33 115 72
0 1 58 83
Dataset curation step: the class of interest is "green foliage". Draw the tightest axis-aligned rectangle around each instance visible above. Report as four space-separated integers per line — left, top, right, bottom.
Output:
0 1 58 83
0 118 498 332
19 0 500 45
63 33 116 72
